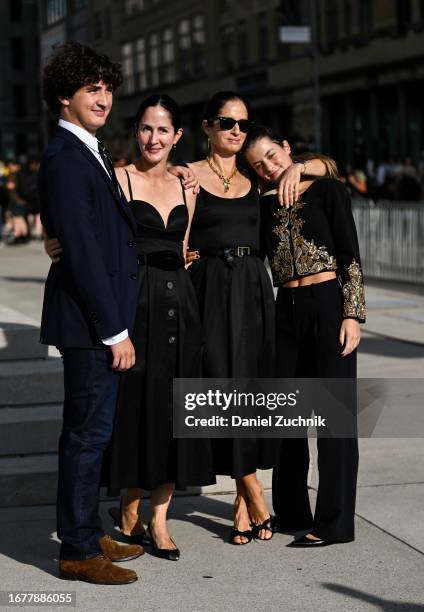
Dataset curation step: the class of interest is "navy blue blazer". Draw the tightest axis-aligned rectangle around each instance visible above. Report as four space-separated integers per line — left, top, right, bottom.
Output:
39 127 138 348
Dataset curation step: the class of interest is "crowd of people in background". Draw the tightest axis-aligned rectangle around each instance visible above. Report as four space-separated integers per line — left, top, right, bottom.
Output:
0 156 42 246
341 153 424 201
1 150 424 247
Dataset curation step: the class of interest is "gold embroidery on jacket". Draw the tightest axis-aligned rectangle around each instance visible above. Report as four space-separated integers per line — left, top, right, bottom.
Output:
271 207 293 281
270 199 337 283
342 259 366 320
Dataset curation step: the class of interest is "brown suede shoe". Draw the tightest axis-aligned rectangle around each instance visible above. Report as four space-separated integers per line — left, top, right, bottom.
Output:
100 534 144 562
59 554 137 585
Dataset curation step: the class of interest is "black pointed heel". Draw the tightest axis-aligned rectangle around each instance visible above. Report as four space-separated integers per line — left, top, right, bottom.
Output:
108 503 147 545
288 533 330 547
147 523 180 561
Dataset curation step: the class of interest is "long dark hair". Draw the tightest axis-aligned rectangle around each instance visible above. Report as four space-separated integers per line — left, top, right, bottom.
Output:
134 94 182 132
203 91 250 125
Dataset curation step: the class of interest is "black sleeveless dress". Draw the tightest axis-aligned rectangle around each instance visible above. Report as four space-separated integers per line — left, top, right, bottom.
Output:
188 184 277 478
104 173 215 492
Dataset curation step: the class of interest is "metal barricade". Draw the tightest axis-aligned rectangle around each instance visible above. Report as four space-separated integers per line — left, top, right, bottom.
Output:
352 199 424 284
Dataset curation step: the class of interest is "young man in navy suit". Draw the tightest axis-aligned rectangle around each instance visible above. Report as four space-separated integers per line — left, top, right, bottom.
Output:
39 43 142 584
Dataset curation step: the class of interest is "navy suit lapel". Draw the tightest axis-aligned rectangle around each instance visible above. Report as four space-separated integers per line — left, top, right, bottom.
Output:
56 128 136 232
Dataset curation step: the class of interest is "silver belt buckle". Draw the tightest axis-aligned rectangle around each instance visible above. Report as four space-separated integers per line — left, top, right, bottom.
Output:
236 246 250 257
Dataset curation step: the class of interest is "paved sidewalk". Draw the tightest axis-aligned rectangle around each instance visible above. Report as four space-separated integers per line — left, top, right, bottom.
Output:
0 242 423 611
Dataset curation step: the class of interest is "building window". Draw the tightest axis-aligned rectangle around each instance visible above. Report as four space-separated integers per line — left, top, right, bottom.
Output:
193 14 205 45
326 1 339 50
179 19 191 49
149 33 160 87
178 19 191 78
178 15 205 78
396 0 412 33
136 38 147 90
237 20 248 67
222 24 235 70
13 85 27 118
11 38 24 70
9 0 22 21
46 0 67 26
104 7 111 39
192 15 205 74
360 0 373 39
257 12 268 62
70 0 87 13
125 0 144 15
161 28 175 83
344 1 351 39
121 43 135 94
93 11 103 39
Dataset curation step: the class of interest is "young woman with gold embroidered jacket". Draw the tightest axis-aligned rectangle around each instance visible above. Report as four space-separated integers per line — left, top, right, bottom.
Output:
244 126 365 547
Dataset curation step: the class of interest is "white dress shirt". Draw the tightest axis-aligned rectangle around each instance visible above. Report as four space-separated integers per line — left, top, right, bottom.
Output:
58 119 128 346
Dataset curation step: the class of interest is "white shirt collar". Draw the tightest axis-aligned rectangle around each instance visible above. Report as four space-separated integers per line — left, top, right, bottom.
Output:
58 119 99 152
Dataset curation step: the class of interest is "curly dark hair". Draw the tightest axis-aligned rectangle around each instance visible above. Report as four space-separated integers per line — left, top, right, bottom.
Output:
42 42 123 115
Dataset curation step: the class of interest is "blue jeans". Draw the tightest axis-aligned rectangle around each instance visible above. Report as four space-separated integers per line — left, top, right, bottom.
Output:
57 348 119 560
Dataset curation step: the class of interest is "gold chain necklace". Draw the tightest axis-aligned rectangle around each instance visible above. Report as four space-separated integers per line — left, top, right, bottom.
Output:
206 157 238 192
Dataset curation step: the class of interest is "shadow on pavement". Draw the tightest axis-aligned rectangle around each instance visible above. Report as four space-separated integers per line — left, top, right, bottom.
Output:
359 336 424 358
0 276 46 284
322 583 424 611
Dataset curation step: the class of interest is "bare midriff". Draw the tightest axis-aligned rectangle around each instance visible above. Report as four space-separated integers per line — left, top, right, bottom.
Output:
283 271 337 288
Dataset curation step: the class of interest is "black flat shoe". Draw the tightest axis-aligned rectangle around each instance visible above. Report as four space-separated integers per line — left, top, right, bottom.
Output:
230 527 253 545
147 523 180 561
108 506 147 545
252 515 275 541
288 534 330 547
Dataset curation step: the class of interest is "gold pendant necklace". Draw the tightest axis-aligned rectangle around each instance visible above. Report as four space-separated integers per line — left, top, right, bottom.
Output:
206 157 238 192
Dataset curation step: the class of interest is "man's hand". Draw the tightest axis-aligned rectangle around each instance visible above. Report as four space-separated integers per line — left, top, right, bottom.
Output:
44 237 63 262
277 162 303 208
110 337 136 371
339 319 361 357
168 165 200 194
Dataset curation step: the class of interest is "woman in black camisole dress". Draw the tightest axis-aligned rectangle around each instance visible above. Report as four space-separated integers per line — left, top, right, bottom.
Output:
103 95 215 561
105 169 214 494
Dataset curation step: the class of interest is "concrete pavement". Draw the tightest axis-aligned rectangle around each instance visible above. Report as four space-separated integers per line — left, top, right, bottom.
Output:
0 242 423 611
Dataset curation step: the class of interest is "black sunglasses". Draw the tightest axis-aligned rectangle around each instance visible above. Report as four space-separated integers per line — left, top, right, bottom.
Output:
212 116 254 133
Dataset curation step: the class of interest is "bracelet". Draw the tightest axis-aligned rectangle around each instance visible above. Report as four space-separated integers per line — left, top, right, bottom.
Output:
294 159 307 174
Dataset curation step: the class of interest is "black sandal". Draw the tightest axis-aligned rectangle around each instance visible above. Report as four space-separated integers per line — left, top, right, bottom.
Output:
252 515 275 541
230 527 254 545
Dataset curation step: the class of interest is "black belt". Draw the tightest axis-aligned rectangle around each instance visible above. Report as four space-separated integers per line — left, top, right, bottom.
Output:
199 246 259 267
137 251 185 270
200 246 259 259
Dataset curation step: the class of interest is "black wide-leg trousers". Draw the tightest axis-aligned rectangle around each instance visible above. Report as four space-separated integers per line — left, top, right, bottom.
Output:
272 279 359 542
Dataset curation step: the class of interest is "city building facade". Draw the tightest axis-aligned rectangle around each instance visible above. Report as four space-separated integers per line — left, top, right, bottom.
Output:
0 0 41 159
27 0 424 167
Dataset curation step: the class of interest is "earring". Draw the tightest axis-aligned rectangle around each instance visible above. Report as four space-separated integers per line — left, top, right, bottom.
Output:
172 144 177 149
207 138 211 152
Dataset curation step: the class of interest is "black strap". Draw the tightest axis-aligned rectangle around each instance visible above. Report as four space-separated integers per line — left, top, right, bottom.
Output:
124 169 134 201
97 140 120 193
